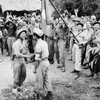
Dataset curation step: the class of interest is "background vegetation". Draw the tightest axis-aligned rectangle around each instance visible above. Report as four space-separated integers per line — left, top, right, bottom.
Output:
52 0 100 19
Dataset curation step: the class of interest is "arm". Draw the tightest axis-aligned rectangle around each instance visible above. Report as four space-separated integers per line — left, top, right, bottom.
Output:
92 39 100 44
33 60 40 73
33 46 42 73
13 43 32 58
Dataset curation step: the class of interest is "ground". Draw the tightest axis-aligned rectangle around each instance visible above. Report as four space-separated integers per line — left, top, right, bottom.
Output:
0 51 100 100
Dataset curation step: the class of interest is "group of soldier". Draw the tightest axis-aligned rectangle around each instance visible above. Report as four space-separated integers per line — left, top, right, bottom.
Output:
0 10 100 99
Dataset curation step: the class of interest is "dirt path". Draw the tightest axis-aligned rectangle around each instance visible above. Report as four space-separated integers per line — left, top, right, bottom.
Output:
0 53 100 100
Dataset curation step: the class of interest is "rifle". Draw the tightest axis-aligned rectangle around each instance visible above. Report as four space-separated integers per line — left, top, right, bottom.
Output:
49 0 79 43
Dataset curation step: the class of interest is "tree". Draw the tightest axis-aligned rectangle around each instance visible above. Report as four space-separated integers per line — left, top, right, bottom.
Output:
53 0 99 17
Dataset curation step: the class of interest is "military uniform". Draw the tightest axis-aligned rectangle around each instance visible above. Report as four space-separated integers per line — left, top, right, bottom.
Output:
55 23 67 72
72 24 87 78
45 24 55 64
33 28 52 98
12 28 28 89
4 21 17 56
12 39 26 88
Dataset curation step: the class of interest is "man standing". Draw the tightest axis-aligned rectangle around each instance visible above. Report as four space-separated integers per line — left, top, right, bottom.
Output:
4 20 17 57
12 28 32 93
33 28 52 100
45 21 55 64
71 23 86 79
55 21 68 72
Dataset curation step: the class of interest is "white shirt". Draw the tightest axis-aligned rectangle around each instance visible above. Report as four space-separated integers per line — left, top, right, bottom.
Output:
35 39 49 61
82 29 93 42
12 39 23 57
74 30 86 44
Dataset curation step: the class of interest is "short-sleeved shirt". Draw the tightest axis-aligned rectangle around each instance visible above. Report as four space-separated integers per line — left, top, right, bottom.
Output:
56 24 67 40
81 29 93 42
45 24 54 37
12 39 23 57
93 29 100 47
74 30 86 44
34 39 49 61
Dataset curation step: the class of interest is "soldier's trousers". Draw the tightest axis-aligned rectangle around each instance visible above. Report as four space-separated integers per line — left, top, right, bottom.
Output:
56 39 66 66
35 60 52 96
73 44 81 71
0 38 3 54
46 36 54 63
12 58 26 88
7 37 16 56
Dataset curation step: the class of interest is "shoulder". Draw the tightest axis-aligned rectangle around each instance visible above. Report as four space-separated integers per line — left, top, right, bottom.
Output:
40 39 47 45
13 39 20 46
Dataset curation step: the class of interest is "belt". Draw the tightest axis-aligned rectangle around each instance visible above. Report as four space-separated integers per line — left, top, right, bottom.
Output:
46 36 54 40
41 57 48 61
58 38 66 41
13 55 23 59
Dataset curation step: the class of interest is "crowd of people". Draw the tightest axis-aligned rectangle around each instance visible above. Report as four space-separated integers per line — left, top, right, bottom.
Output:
0 9 100 99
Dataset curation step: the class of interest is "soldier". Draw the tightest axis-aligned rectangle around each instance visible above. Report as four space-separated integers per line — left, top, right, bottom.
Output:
55 20 68 72
45 20 55 64
28 17 36 53
33 28 52 100
67 17 80 62
4 20 17 57
85 22 100 79
71 22 87 79
12 28 32 93
81 22 93 65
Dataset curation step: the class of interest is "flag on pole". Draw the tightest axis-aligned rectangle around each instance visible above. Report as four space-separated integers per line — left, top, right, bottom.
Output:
41 0 55 35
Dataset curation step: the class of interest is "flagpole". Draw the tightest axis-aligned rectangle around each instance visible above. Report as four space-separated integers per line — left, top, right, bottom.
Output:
41 0 46 40
49 0 79 43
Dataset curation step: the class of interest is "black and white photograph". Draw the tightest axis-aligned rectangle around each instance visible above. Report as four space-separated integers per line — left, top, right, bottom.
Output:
0 0 100 100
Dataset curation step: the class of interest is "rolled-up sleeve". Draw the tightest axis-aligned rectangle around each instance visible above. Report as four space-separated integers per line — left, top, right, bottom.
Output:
12 43 21 57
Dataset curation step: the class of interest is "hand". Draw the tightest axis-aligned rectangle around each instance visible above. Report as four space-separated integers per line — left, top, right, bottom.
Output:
30 53 35 57
33 69 36 74
79 43 83 49
54 37 57 40
26 55 32 58
26 53 35 58
92 48 99 54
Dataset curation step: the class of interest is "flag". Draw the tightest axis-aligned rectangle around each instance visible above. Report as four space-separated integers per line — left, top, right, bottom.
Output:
41 0 55 35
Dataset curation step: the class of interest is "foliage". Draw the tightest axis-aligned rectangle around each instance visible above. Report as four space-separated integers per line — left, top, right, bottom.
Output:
53 0 100 17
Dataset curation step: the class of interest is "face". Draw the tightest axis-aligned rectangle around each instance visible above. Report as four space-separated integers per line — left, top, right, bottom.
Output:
20 31 26 40
86 22 91 29
77 24 83 31
9 22 13 26
93 24 100 31
33 33 37 40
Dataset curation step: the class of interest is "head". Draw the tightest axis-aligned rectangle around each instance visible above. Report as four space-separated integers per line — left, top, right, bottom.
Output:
93 22 100 31
72 18 80 26
91 15 96 23
77 23 84 31
9 21 13 26
17 28 27 40
86 22 91 30
31 17 36 25
36 15 41 22
33 28 43 41
81 17 87 24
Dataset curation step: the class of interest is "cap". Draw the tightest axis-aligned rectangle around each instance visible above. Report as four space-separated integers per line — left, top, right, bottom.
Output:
77 22 84 27
91 15 96 19
17 28 27 37
72 17 80 22
33 28 43 37
93 22 100 26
